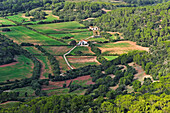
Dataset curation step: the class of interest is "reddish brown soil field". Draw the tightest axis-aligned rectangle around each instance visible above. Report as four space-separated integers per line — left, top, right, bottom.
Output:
67 56 100 64
42 75 94 90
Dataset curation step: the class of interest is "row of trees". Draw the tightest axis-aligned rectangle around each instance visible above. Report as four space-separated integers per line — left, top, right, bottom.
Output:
35 45 61 76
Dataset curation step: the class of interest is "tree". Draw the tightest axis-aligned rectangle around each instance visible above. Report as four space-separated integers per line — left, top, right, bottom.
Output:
70 40 77 46
2 28 11 32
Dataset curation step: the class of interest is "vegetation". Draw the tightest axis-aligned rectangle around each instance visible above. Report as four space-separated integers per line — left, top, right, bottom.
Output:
0 0 170 112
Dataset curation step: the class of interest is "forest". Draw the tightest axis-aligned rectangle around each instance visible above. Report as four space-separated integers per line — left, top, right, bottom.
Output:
0 0 170 113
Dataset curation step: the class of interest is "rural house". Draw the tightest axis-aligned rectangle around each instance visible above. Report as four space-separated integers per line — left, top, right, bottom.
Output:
77 40 89 46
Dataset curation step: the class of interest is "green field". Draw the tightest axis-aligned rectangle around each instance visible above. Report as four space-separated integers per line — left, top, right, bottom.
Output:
0 26 66 45
42 46 73 55
88 37 109 42
71 62 98 68
28 21 86 34
103 56 118 61
96 42 130 48
6 13 29 23
23 47 42 55
49 31 93 43
0 18 16 25
69 46 94 55
0 55 33 82
35 56 51 78
11 86 35 97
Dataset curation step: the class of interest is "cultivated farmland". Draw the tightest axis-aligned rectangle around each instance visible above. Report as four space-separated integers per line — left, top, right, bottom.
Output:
0 18 16 26
0 55 33 82
0 26 65 45
96 41 149 54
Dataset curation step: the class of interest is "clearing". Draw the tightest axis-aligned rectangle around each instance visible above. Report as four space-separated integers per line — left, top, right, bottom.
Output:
97 41 149 54
128 62 158 84
103 56 119 61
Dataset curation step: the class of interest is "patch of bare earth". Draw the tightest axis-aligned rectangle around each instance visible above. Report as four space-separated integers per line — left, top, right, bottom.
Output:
21 14 33 21
102 8 112 12
83 18 95 21
128 62 158 84
54 29 63 31
99 41 149 54
0 62 19 67
0 101 20 105
110 84 119 90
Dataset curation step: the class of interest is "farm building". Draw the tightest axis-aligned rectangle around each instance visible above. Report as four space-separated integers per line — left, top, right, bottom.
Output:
89 26 99 31
77 40 89 46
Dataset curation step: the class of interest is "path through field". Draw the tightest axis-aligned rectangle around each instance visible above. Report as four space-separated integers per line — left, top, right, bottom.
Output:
63 46 77 70
0 62 19 67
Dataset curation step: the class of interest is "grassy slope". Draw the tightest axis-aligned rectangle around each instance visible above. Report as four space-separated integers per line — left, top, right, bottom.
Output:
69 46 94 55
42 46 73 55
0 26 66 45
96 42 130 48
23 47 42 54
103 56 118 61
0 18 16 25
28 21 85 34
35 55 51 78
0 55 33 82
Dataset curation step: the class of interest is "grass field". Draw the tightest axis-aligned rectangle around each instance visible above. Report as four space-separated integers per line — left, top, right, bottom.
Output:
36 56 51 78
42 46 73 55
88 37 109 42
6 13 29 23
67 56 99 68
103 56 118 61
97 41 149 54
11 86 35 97
0 55 33 82
0 26 66 45
56 56 69 72
28 21 86 34
96 42 130 48
0 18 16 26
23 47 42 55
69 46 94 55
49 31 92 43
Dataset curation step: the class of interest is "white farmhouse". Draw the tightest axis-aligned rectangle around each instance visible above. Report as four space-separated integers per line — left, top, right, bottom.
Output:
77 40 89 46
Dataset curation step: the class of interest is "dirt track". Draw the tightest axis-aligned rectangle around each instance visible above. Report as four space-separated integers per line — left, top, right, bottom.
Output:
0 62 18 67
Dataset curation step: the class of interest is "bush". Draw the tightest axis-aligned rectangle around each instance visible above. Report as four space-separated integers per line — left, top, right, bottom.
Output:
2 28 11 32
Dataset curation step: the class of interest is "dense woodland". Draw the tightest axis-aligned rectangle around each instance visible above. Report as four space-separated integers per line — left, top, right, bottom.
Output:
0 0 170 113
